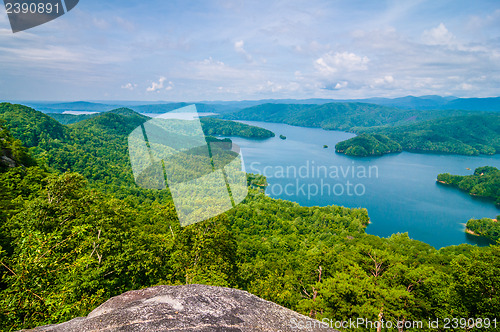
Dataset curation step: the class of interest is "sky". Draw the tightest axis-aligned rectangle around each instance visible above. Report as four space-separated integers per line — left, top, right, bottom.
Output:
0 0 499 101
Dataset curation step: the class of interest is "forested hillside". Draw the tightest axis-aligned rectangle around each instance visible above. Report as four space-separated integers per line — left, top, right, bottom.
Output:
0 103 273 192
0 122 35 170
223 102 471 131
1 103 499 331
48 112 275 139
200 117 274 138
437 166 500 206
0 103 67 148
337 114 500 157
335 134 402 156
466 218 500 242
437 167 500 242
371 114 500 155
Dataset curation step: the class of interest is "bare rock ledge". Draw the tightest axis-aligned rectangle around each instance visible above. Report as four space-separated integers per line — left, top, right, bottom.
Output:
24 284 339 332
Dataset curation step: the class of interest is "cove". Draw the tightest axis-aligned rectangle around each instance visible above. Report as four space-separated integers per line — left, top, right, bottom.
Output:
230 121 500 249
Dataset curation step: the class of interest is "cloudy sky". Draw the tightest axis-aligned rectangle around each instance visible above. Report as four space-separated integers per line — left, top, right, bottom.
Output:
0 0 499 101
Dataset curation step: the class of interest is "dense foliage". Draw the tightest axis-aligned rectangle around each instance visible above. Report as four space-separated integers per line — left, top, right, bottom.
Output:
0 122 35 170
200 117 275 138
0 103 272 193
2 165 499 331
466 218 500 243
438 167 500 242
437 166 500 206
335 133 402 156
372 114 500 156
1 103 499 331
0 103 66 148
48 111 274 139
223 102 471 131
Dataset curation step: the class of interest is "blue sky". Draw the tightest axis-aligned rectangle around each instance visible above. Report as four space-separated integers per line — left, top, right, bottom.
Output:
0 0 499 101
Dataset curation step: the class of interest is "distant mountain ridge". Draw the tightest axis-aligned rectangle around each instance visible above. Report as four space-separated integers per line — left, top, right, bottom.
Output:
203 95 500 112
22 101 120 114
222 102 473 131
6 95 499 115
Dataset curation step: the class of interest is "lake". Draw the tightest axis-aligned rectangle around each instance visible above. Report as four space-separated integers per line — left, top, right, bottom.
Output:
229 121 500 249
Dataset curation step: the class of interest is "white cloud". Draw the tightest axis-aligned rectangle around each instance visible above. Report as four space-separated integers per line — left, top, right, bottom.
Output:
190 57 262 81
459 83 474 90
315 51 370 75
234 40 253 62
234 40 244 51
316 23 500 98
334 81 348 89
121 83 137 90
422 23 456 47
147 77 173 92
256 80 301 93
373 75 394 85
421 23 493 54
0 29 128 73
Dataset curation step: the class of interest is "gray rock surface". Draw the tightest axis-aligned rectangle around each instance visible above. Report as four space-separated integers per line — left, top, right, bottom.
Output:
0 154 16 168
25 284 339 331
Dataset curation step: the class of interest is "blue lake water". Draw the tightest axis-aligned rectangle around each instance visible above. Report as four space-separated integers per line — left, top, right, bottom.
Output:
229 121 500 249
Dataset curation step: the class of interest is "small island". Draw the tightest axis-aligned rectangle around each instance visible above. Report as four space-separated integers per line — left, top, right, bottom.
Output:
279 134 287 140
200 118 275 139
335 133 402 157
323 145 328 148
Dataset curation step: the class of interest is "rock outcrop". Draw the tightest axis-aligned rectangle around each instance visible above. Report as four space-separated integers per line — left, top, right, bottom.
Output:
0 126 19 169
25 284 338 331
0 154 17 168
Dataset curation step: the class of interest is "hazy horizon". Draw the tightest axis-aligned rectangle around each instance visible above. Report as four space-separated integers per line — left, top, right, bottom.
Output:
4 94 500 105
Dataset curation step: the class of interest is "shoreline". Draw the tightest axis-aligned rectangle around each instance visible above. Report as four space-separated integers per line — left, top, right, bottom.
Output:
465 228 479 236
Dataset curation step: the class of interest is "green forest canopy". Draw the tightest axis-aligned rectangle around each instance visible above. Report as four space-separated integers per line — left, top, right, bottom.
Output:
370 114 500 156
0 102 499 331
437 166 500 243
335 133 402 157
437 166 500 206
335 114 500 157
466 218 500 242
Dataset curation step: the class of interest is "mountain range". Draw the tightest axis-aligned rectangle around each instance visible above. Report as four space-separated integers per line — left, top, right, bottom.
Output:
8 95 500 115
